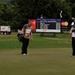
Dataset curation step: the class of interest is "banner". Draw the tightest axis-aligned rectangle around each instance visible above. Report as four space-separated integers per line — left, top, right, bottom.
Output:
28 19 36 31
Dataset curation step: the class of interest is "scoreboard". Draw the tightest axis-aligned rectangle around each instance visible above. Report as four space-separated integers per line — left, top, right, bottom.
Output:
36 18 61 33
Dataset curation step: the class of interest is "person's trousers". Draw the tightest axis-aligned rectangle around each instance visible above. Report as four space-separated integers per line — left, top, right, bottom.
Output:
72 37 75 55
22 37 29 54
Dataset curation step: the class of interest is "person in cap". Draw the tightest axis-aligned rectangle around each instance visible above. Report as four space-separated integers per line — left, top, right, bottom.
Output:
21 21 32 55
68 20 75 56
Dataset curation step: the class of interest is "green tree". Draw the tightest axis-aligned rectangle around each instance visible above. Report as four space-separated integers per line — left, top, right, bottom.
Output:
66 0 75 17
61 1 72 19
0 1 13 25
9 0 73 29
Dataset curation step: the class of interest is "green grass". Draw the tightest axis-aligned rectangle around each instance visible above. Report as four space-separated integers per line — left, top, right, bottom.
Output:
29 32 71 48
0 32 74 75
0 48 74 75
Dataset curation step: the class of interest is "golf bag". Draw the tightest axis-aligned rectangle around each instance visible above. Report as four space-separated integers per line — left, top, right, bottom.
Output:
17 29 23 42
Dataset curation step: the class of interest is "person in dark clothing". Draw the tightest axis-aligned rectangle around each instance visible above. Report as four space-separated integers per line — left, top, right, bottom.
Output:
68 21 75 56
21 22 32 55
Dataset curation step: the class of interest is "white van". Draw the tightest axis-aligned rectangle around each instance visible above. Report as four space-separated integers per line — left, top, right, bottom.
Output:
0 26 11 34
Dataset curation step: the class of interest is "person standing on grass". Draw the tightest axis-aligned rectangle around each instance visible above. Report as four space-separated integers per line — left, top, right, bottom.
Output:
68 21 75 56
21 21 32 55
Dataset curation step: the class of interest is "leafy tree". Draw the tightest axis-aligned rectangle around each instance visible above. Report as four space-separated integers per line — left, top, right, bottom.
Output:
10 0 72 19
66 0 75 17
1 0 74 30
0 1 13 25
60 1 72 19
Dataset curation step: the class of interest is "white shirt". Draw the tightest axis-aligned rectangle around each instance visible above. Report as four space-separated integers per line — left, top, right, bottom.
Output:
70 27 75 37
24 27 32 39
26 29 31 34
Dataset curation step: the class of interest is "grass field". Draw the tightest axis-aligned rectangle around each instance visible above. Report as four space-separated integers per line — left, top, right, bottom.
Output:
0 32 75 75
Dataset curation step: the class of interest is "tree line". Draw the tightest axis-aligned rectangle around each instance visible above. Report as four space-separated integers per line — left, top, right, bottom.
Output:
0 0 75 30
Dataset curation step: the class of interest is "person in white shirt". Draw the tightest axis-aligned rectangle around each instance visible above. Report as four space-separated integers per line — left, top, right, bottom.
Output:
69 21 75 56
21 22 32 55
